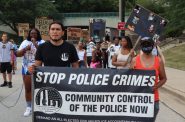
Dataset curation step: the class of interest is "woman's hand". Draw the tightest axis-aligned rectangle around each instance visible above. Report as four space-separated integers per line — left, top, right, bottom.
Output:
28 65 36 74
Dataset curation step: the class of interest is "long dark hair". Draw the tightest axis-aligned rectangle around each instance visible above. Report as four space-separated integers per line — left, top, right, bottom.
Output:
27 28 42 41
121 36 133 49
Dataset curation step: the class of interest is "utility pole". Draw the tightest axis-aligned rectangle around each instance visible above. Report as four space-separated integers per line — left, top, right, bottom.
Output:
119 0 125 37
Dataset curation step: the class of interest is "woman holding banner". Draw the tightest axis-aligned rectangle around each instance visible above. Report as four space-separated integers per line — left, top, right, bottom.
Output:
112 36 134 69
131 37 167 121
16 28 45 117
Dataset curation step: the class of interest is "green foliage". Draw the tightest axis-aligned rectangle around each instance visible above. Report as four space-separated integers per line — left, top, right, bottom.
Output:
163 44 185 71
55 0 119 12
0 0 57 34
1 0 184 38
135 0 185 37
164 0 185 37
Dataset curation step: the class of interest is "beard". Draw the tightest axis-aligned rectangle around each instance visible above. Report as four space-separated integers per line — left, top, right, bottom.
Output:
50 36 63 42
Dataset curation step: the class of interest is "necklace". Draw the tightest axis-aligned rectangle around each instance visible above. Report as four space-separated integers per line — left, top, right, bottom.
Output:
141 55 154 68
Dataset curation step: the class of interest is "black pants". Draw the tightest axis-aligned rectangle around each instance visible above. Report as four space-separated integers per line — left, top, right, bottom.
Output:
103 59 108 68
87 56 92 67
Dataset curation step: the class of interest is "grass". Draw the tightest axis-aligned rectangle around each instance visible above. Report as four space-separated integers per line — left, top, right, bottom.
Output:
163 44 185 71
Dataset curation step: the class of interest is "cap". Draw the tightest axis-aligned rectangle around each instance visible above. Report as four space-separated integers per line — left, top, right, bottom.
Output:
140 37 154 46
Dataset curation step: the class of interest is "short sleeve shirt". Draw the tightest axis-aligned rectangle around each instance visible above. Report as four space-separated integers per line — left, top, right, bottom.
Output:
35 41 79 67
0 41 13 62
18 39 45 68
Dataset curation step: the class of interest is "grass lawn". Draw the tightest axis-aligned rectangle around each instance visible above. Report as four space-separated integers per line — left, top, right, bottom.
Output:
163 44 185 71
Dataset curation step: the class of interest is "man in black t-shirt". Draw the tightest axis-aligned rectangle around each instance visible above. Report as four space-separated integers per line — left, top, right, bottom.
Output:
29 21 79 72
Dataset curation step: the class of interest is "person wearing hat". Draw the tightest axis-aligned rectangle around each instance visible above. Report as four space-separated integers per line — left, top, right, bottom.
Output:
131 37 167 121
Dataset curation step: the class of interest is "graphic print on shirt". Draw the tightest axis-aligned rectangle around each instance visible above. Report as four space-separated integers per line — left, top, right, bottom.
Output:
60 53 69 61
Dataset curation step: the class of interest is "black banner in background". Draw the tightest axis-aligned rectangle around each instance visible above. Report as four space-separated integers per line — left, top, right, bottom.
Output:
125 4 168 41
33 67 155 122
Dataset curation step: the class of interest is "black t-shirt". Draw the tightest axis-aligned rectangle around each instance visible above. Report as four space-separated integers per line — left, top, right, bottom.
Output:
35 41 79 67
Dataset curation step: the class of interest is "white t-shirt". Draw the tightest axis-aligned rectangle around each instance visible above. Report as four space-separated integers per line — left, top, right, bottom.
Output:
115 49 130 69
77 49 85 61
18 39 45 70
86 42 95 57
107 44 120 68
152 46 158 56
0 41 13 62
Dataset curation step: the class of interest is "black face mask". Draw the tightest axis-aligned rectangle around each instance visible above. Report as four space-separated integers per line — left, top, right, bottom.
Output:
141 46 153 54
141 41 154 55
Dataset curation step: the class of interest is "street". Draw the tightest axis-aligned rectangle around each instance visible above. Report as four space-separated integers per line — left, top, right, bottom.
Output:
0 58 185 122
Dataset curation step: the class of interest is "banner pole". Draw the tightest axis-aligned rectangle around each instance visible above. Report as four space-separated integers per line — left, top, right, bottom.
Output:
133 36 142 50
127 36 142 63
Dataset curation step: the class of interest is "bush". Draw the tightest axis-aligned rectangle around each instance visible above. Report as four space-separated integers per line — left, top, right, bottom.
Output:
164 26 183 37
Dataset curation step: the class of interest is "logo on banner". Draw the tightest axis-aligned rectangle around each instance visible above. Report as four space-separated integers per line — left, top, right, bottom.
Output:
35 87 62 114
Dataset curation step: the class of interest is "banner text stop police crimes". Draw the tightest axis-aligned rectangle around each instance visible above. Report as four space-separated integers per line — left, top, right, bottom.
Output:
35 72 155 117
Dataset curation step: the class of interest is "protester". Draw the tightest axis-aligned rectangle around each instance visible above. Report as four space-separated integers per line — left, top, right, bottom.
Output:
112 36 134 69
152 40 166 64
90 38 103 68
101 39 109 68
86 37 95 67
16 28 45 117
28 21 79 70
76 41 88 68
107 36 120 69
131 37 167 121
9 39 18 74
0 33 14 88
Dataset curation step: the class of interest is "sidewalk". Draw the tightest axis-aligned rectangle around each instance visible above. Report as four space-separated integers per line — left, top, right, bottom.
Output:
0 58 185 122
0 58 31 122
163 67 185 96
160 67 185 118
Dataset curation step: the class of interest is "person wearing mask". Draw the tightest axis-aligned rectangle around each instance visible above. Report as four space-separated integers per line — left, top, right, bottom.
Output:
16 28 45 116
0 33 14 88
112 36 134 69
130 37 167 121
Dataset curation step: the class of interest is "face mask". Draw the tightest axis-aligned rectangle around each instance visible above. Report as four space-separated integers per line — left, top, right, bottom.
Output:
141 46 153 55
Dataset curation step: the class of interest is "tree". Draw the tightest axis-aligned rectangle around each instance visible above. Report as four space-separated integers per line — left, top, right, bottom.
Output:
163 0 185 37
55 0 120 12
0 0 57 35
136 0 185 37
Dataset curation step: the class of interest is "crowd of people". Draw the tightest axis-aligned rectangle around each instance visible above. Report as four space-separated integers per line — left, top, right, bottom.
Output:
0 21 167 121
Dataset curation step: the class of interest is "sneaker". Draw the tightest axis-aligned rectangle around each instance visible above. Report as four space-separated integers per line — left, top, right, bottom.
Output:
0 81 8 87
8 82 13 88
24 107 32 117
